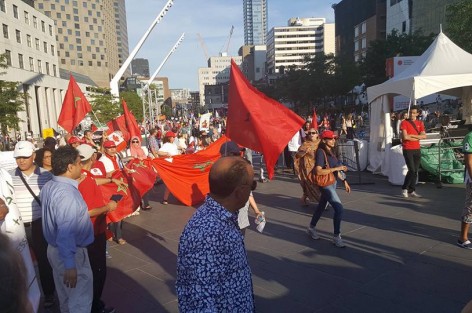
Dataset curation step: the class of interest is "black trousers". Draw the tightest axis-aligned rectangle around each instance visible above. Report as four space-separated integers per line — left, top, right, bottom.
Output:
87 232 107 313
402 149 421 192
25 219 55 297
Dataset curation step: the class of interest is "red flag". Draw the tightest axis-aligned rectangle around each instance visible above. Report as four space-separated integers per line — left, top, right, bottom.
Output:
57 74 92 133
226 59 305 179
311 108 319 130
121 99 141 139
90 123 98 132
106 114 130 141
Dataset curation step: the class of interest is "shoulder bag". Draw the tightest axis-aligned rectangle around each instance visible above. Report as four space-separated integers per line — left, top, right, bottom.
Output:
314 150 336 187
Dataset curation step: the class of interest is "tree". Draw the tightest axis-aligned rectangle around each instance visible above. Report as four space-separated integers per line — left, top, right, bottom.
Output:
121 91 144 122
445 0 472 53
359 30 435 86
90 93 120 125
0 53 25 136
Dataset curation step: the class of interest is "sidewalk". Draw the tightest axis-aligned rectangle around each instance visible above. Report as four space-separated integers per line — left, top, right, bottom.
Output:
96 170 471 313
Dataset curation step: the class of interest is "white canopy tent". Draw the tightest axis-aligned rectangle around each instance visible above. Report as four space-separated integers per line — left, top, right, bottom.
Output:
366 32 472 173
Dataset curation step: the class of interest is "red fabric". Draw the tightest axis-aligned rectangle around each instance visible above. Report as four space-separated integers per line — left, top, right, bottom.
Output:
90 161 106 178
106 115 130 142
151 136 227 206
121 99 141 139
57 74 92 133
90 123 98 132
226 59 305 179
311 109 319 130
78 169 107 235
400 119 425 150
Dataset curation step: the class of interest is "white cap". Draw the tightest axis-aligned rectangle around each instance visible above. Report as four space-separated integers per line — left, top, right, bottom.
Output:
13 141 35 158
77 144 95 161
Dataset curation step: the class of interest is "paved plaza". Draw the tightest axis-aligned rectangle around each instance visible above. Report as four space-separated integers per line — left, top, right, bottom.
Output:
92 166 470 313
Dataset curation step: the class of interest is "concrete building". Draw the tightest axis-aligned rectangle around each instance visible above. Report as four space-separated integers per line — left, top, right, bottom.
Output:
0 0 95 138
386 0 411 35
33 0 130 87
333 0 386 61
131 58 150 77
170 88 190 106
410 0 460 35
266 17 335 74
198 53 243 105
239 44 267 82
243 0 268 45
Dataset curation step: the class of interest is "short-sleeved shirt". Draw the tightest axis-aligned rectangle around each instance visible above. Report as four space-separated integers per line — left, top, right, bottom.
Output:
9 166 53 223
463 132 472 183
78 169 107 235
400 119 425 150
90 161 107 178
315 148 339 170
99 153 122 173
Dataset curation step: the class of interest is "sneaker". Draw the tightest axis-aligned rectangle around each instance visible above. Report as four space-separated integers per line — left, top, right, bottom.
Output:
259 178 269 183
409 191 421 198
333 235 346 248
457 239 472 249
401 189 409 198
307 226 320 240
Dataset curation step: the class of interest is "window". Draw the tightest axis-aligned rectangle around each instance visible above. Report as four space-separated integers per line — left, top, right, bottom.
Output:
26 35 31 47
46 62 50 75
62 21 67 27
57 12 61 18
83 2 87 7
76 46 82 51
0 0 5 13
70 59 75 65
65 51 69 57
76 38 81 44
41 21 45 32
51 45 55 56
87 46 91 52
37 60 42 73
75 23 80 29
53 64 57 76
88 61 93 66
97 61 101 66
61 59 66 65
29 57 34 71
13 5 18 18
402 21 407 33
84 17 88 22
2 24 8 39
43 41 48 53
77 52 82 58
15 29 21 43
73 8 78 14
4 50 11 66
18 54 24 69
35 38 40 50
38 3 43 9
78 60 83 66
49 25 53 36
66 14 70 20
68 44 74 50
33 16 37 28
74 16 79 22
24 11 29 24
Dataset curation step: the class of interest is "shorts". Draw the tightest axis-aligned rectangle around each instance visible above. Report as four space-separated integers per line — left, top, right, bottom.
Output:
462 182 472 224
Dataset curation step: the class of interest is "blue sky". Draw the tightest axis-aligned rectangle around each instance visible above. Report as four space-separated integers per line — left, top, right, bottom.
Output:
125 0 335 90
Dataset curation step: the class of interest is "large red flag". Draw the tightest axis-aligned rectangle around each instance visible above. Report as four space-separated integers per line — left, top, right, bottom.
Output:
57 74 92 133
311 108 319 130
226 59 305 179
121 99 141 139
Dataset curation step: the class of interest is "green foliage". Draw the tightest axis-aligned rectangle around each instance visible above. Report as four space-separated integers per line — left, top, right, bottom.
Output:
90 93 120 125
445 0 472 53
359 30 435 86
0 53 25 135
121 91 144 122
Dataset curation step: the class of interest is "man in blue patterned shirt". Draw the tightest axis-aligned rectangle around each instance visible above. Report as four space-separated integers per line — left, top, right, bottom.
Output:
176 156 255 312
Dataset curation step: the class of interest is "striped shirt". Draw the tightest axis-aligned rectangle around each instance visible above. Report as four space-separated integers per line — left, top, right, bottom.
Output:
8 166 53 223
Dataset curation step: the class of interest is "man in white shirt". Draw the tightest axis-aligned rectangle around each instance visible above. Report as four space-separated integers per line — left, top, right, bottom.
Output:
287 130 302 173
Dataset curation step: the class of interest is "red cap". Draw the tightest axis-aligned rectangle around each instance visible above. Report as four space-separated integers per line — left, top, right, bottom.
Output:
103 140 116 148
165 131 176 138
68 136 82 144
320 130 337 139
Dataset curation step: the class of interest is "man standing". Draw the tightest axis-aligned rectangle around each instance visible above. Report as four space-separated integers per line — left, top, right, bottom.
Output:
41 146 94 313
9 140 56 308
176 157 255 312
400 105 426 198
458 127 472 249
148 128 160 158
77 144 117 313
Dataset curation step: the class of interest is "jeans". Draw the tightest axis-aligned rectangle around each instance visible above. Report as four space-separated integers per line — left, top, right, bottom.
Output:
402 149 421 192
109 221 123 241
309 182 344 235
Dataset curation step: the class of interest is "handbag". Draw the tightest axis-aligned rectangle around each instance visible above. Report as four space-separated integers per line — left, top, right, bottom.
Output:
314 150 336 187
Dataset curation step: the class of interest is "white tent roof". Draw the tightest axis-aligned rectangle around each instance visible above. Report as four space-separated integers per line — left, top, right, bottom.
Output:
367 32 472 102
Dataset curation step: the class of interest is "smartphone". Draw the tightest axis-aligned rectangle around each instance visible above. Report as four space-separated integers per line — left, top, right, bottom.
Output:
110 194 123 202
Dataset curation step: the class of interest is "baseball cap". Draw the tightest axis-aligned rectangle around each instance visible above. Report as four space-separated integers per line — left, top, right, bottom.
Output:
68 136 82 145
165 131 176 138
13 141 35 158
103 140 117 148
320 130 337 139
219 141 243 156
77 144 95 161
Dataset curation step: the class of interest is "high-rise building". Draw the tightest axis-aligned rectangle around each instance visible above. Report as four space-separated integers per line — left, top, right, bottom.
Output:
411 0 460 35
243 0 268 45
131 58 150 77
239 45 266 82
266 18 335 74
33 0 130 87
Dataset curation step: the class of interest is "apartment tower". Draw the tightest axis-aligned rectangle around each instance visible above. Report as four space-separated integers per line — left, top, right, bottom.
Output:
243 0 268 45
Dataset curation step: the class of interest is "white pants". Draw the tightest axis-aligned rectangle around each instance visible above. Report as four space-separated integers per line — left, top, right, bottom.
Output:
47 246 93 313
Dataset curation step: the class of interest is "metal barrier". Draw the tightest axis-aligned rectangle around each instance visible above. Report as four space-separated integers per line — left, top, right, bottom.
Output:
336 139 374 185
433 136 465 188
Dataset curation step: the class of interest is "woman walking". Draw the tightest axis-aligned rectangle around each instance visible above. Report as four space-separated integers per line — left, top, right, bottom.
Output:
307 130 351 248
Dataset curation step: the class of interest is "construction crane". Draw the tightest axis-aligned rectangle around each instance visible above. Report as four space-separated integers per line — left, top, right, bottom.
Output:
196 33 210 61
224 25 234 54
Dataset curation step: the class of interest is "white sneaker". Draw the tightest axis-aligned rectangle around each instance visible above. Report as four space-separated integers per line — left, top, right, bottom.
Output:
401 189 408 198
307 226 320 240
333 235 346 248
409 191 421 198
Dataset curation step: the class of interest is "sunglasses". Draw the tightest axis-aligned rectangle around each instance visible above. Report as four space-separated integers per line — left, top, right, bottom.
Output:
131 140 139 143
308 132 318 135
